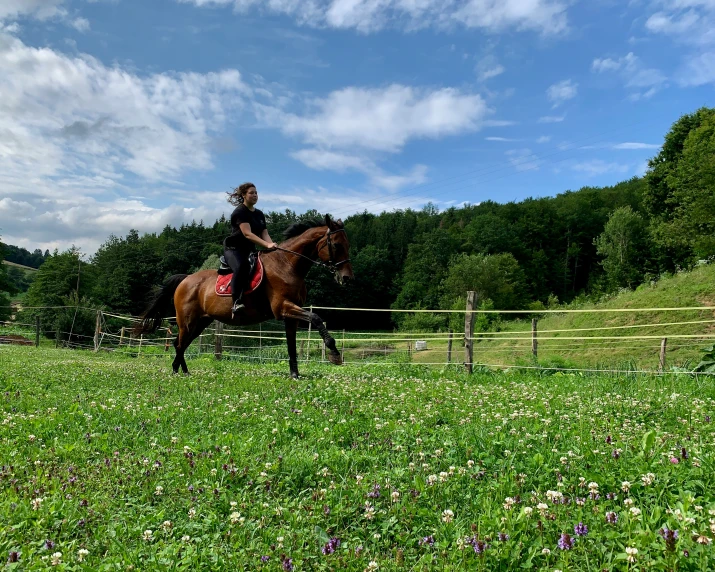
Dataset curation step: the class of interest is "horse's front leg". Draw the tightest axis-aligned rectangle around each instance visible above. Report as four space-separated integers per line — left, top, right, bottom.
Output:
285 318 300 379
280 302 342 366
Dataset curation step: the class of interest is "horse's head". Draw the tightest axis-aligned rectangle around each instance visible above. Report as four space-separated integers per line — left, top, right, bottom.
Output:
319 215 354 285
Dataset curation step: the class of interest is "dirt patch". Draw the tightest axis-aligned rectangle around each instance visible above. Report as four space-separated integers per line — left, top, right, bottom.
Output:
0 334 33 346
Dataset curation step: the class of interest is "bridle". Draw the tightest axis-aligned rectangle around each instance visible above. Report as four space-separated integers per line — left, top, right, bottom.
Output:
274 227 351 274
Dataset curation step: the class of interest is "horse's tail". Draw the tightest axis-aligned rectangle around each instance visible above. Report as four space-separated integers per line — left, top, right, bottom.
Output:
133 274 188 336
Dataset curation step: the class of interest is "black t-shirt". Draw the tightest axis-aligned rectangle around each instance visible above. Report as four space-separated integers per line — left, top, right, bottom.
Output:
226 205 267 253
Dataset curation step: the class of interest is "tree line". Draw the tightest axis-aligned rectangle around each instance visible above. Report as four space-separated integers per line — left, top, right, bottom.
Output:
2 106 713 336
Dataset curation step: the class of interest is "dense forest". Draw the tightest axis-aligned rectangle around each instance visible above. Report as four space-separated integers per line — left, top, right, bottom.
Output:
2 106 714 333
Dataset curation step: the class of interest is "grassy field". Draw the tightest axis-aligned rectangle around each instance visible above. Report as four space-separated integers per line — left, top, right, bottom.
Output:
1 346 714 570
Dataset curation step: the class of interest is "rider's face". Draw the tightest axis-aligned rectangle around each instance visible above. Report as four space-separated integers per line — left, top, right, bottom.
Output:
244 187 258 206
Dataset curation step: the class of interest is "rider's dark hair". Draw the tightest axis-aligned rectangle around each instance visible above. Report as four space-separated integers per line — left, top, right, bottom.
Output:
227 182 256 206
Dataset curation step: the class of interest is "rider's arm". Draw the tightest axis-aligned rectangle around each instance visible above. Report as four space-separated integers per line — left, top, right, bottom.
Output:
260 229 277 248
239 222 276 249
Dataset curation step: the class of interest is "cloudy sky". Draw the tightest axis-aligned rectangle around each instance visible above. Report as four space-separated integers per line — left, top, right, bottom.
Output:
0 0 712 255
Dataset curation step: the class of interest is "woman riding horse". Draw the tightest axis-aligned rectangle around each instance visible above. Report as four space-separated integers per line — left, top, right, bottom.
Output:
224 183 278 317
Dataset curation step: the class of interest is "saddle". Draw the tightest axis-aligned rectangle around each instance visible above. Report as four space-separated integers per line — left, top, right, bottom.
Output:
215 252 264 296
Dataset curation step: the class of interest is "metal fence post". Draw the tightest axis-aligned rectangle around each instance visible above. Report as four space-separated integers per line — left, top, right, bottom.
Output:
464 291 476 374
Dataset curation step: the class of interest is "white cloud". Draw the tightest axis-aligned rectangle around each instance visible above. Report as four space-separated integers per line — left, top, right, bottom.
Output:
70 17 90 32
612 142 661 149
0 0 66 21
677 51 715 85
475 54 505 81
537 114 565 123
179 0 570 35
546 79 577 107
369 165 428 192
591 52 667 98
506 148 540 172
536 135 551 143
0 31 249 190
486 136 519 141
571 159 629 176
263 84 489 153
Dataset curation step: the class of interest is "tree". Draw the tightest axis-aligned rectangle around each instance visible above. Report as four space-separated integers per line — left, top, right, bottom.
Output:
440 252 529 311
594 206 652 291
20 247 97 338
644 106 715 268
0 242 13 321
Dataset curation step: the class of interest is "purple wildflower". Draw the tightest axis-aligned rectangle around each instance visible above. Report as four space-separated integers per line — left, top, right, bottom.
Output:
606 492 616 500
605 511 618 524
43 540 55 550
612 450 620 459
557 533 575 550
681 447 688 460
7 552 19 563
498 532 510 542
684 549 689 557
260 556 270 563
419 535 435 547
574 522 588 536
472 539 488 555
354 545 364 556
367 484 381 498
321 537 341 555
606 435 612 444
589 492 600 501
658 527 679 551
280 554 293 571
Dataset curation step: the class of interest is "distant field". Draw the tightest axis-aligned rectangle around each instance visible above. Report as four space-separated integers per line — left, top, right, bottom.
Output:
1 346 713 570
2 259 37 272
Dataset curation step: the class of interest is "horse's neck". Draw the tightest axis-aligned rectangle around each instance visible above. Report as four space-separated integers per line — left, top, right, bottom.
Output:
282 227 325 277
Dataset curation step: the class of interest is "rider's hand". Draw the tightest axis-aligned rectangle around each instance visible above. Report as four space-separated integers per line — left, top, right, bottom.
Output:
267 242 279 250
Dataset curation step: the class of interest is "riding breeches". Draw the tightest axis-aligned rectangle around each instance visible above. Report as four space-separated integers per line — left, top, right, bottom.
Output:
223 248 250 301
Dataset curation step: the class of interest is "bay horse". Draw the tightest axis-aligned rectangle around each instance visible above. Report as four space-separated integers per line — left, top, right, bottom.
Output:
133 215 353 378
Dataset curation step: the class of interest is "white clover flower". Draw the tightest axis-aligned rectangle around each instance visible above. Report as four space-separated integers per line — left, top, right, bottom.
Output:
503 497 516 510
623 498 634 507
31 497 44 510
467 459 475 467
188 508 196 519
230 501 238 508
28 434 36 442
391 491 400 502
542 548 551 555
365 561 379 571
230 511 241 524
625 546 638 562
181 535 191 543
537 503 549 513
143 529 153 541
77 548 89 562
641 473 656 486
523 506 534 516
442 509 454 523
154 485 163 496
630 507 642 517
588 482 599 492
51 552 62 566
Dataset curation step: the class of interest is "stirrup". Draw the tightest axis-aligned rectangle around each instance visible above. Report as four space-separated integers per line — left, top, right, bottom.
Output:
231 300 245 318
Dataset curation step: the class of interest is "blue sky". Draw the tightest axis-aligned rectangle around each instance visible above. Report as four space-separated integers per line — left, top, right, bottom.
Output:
0 0 713 254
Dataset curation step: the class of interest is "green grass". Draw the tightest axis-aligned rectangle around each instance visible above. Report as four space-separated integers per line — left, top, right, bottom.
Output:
411 264 715 371
1 346 714 570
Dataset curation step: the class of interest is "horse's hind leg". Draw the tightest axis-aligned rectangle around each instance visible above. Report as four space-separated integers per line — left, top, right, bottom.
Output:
173 316 214 375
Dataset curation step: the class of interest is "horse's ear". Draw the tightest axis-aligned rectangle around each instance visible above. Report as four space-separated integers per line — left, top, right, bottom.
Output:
324 214 332 228
337 218 343 227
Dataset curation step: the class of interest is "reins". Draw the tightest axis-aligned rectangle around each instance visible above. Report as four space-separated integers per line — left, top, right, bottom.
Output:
271 228 351 274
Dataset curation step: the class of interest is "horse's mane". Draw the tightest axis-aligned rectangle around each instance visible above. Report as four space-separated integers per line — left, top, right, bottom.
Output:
282 219 325 240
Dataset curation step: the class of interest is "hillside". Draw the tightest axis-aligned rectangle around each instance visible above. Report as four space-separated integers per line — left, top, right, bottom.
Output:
3 260 37 272
411 263 715 371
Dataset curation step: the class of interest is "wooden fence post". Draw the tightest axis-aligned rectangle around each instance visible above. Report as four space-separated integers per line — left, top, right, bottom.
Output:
659 337 667 373
322 322 326 362
464 291 476 374
215 322 224 360
165 326 172 352
35 316 40 348
306 305 313 362
447 329 453 364
119 327 125 346
342 329 345 361
94 311 101 352
531 318 538 360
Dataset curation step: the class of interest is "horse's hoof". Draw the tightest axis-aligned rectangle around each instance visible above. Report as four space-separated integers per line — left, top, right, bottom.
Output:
328 353 343 365
290 372 299 380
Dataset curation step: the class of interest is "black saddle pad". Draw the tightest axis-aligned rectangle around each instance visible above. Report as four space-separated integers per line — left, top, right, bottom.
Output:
218 253 257 276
